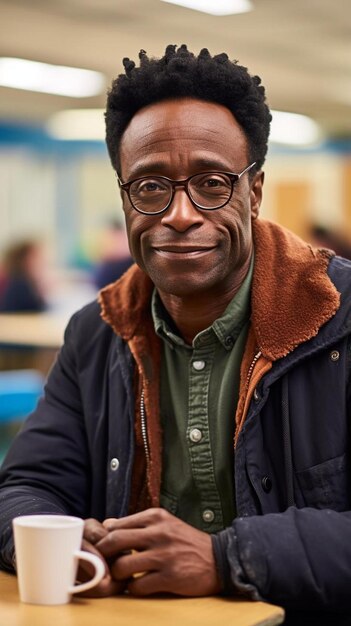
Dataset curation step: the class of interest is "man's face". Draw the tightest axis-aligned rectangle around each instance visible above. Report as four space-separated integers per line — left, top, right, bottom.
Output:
119 98 263 298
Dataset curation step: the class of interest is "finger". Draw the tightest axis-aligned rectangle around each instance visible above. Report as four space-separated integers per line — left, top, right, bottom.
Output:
83 518 108 545
110 550 156 581
80 539 109 579
103 508 169 531
127 572 167 596
97 528 151 558
103 515 148 531
77 540 126 598
76 571 126 598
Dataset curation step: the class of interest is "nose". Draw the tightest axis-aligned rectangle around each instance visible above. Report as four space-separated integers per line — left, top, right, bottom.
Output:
160 187 204 232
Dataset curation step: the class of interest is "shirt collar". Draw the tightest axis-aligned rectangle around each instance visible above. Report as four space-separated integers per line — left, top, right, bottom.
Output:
152 254 253 350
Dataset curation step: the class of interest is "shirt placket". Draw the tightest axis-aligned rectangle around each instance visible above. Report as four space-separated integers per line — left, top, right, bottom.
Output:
187 340 224 532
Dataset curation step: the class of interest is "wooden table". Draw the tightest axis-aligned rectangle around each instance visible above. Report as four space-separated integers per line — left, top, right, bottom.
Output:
0 313 68 349
0 571 284 626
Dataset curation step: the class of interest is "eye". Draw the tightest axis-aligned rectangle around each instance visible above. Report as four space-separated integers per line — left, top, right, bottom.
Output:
134 178 169 194
193 174 231 191
203 177 224 188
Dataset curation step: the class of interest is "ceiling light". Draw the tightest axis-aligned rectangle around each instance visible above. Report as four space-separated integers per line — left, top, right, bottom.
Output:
270 110 321 146
160 0 252 16
0 58 105 98
47 109 105 140
47 107 321 147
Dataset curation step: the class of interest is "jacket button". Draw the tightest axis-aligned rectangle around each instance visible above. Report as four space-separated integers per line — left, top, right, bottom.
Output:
110 458 119 471
253 387 260 401
261 476 272 493
330 350 340 362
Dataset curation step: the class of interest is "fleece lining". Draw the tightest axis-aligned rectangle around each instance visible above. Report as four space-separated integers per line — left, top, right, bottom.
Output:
251 220 339 360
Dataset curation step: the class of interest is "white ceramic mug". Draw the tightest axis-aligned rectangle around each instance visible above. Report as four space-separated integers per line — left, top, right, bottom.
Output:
13 514 105 605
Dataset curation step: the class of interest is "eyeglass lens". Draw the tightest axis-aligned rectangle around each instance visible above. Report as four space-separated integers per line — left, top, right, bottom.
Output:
129 173 233 213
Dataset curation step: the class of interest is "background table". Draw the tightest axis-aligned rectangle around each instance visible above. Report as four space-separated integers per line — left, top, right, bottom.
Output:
0 312 68 380
0 313 68 349
0 571 284 626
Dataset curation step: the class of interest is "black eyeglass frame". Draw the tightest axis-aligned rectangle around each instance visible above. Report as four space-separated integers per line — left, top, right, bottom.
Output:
117 161 257 215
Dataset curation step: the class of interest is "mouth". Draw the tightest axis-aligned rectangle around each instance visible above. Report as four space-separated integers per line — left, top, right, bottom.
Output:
154 245 216 259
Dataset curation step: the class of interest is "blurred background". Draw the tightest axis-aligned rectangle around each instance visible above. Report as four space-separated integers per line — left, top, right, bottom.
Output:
1 0 351 291
0 0 350 457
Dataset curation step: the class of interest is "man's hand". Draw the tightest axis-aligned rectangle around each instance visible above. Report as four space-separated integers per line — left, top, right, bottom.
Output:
77 518 125 597
96 508 222 597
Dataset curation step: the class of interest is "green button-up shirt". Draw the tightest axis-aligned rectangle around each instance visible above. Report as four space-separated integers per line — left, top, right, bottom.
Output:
152 259 253 533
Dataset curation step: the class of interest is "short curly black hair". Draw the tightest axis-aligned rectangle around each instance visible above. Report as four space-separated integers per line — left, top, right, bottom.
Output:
105 44 271 175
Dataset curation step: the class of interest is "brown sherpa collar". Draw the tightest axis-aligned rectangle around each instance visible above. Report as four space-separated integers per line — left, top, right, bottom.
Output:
98 263 154 341
251 219 340 360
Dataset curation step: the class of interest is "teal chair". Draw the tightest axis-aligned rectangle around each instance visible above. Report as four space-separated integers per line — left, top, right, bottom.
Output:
0 369 44 462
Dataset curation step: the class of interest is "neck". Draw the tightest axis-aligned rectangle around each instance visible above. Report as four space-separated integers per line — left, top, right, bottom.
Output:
158 260 251 345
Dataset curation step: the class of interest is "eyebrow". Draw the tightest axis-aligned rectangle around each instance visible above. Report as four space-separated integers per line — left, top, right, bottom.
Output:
127 161 170 179
126 156 237 180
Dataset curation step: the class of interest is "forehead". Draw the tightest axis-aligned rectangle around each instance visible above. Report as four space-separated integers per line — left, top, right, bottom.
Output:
119 98 248 176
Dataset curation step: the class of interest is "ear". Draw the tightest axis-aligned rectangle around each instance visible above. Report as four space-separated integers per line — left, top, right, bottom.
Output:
250 170 264 220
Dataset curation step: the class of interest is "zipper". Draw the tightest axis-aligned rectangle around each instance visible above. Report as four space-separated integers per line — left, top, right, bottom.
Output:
245 350 262 389
234 349 263 447
140 388 150 466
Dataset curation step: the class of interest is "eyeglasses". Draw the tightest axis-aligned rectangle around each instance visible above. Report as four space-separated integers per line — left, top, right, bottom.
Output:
117 162 256 215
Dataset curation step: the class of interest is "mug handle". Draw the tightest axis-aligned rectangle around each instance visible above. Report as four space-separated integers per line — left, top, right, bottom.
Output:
69 550 105 595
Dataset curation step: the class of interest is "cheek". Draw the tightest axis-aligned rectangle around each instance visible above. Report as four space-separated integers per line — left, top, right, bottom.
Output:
222 202 253 252
219 202 248 234
229 197 252 228
123 211 149 263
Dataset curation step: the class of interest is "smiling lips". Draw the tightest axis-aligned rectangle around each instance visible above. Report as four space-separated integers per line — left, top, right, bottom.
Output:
154 245 216 258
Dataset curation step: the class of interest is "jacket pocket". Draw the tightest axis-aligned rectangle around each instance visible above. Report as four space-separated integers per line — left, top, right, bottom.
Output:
296 454 350 511
296 453 350 511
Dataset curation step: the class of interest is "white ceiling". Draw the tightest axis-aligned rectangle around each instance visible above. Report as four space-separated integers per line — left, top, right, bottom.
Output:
0 0 351 140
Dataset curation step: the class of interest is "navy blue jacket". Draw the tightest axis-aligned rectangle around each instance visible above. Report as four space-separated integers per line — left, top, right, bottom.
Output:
1 220 351 616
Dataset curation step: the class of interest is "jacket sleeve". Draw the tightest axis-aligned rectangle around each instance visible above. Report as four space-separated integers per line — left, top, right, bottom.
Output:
0 310 91 572
212 506 351 610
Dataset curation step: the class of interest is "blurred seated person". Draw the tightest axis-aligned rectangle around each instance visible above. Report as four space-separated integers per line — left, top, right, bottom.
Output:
0 263 7 302
309 224 351 260
0 240 48 312
93 220 133 289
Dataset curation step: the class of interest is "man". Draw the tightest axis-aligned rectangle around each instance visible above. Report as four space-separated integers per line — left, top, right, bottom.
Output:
1 45 351 621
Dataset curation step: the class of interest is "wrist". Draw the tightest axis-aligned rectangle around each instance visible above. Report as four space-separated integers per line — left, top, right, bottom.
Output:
211 532 234 595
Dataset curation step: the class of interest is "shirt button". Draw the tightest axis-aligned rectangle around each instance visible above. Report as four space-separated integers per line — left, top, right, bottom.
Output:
110 458 119 471
202 509 215 523
189 428 203 443
224 335 234 348
192 360 206 371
